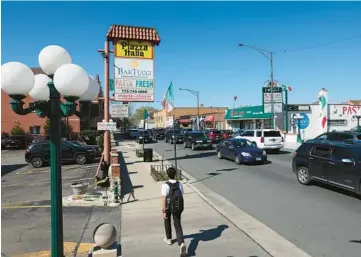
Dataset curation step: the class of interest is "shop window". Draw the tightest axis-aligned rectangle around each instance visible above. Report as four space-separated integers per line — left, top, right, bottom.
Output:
29 126 41 135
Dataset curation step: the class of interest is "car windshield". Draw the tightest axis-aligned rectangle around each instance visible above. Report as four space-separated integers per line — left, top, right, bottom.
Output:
233 139 256 148
138 131 150 136
173 130 182 135
356 134 361 140
210 130 221 134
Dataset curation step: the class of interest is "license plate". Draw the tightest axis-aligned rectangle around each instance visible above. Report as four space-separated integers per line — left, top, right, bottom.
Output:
256 157 262 161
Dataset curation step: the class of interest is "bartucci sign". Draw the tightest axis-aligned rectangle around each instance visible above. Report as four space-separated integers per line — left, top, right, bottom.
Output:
114 58 154 102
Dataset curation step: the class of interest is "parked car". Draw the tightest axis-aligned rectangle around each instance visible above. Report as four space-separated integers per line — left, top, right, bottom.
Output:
206 129 222 144
220 130 233 140
236 129 284 153
292 139 361 197
67 140 102 158
153 128 166 140
146 129 154 138
216 138 267 165
128 129 138 139
3 135 28 149
314 131 361 143
136 130 152 143
184 131 212 150
1 134 8 149
25 140 96 168
165 129 183 144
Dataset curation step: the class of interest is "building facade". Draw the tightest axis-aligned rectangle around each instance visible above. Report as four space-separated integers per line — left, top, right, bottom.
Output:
224 105 272 130
153 106 228 129
1 68 104 136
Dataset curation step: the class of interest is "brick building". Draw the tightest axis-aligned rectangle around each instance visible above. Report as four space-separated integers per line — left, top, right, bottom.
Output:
1 68 104 136
153 105 228 129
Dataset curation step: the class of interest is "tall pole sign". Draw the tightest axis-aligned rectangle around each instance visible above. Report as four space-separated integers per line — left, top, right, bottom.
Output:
114 40 156 102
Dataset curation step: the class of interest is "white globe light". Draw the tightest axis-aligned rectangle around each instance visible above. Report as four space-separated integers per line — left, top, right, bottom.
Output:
1 62 35 95
79 75 100 101
29 74 51 101
38 45 72 75
53 63 89 97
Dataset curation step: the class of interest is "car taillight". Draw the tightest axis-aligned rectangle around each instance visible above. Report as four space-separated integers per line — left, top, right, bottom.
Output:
261 137 264 143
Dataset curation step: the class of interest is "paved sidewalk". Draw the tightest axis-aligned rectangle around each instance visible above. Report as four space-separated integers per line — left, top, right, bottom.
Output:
118 143 271 257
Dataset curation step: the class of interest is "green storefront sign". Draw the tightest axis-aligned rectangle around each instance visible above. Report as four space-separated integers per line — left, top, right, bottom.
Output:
225 105 271 120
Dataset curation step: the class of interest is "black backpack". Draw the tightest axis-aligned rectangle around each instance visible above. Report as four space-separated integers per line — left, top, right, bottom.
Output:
166 181 184 214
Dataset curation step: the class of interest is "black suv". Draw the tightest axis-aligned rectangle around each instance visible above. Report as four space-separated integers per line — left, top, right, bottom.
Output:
292 139 361 197
165 129 183 144
136 130 152 143
315 131 361 143
153 128 166 140
184 131 212 150
25 141 96 168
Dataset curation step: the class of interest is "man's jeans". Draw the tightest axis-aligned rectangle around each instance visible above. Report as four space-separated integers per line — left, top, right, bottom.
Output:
164 211 184 245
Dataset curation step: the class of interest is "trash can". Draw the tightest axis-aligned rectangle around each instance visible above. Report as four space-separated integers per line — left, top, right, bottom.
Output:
143 148 153 162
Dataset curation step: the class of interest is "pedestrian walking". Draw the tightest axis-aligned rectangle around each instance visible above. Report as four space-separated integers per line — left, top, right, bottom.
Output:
161 167 187 256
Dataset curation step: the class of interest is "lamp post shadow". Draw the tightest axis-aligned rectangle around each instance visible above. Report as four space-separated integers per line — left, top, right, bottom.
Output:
183 224 229 256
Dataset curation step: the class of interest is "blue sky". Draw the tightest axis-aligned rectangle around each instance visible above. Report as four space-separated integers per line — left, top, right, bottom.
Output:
2 1 361 109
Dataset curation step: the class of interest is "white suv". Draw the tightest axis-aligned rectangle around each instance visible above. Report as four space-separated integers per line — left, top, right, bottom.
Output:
235 129 284 152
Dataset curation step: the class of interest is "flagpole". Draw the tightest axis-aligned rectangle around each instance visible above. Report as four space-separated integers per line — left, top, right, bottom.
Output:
172 81 177 172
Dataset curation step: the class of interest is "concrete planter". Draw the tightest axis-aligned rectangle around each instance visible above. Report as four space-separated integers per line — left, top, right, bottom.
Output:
71 181 89 195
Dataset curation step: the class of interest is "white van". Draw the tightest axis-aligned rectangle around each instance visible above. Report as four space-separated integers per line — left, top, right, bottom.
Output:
235 129 284 152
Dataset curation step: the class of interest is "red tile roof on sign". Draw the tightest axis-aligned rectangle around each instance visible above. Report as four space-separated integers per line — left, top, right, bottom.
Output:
106 25 161 45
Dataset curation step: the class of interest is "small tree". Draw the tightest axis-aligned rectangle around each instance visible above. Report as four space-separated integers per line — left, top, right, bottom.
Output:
10 121 26 136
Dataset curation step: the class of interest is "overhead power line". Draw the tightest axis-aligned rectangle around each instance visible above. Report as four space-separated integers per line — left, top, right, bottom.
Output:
284 34 361 53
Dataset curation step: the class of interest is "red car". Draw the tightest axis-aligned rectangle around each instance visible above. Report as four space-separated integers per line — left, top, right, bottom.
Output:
221 130 233 140
206 129 222 143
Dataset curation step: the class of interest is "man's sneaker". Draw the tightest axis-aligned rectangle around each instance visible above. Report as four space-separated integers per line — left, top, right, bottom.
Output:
180 243 187 256
164 238 172 245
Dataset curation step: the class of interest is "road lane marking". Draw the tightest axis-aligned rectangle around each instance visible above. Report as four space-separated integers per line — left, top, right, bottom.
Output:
2 205 51 209
11 242 94 257
16 164 98 175
2 177 94 188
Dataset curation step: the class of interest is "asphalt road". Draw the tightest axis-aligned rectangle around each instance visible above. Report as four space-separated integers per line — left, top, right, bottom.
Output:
150 140 361 257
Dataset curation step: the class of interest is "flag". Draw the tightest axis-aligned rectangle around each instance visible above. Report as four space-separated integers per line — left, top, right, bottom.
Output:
234 96 238 101
162 81 174 112
144 109 149 120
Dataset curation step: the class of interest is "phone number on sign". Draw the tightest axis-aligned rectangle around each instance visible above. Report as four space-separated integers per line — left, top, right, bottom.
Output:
119 89 151 94
115 94 154 102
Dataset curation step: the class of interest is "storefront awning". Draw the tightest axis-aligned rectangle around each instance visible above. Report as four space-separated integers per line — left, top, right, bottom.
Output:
178 119 190 123
204 115 215 122
225 105 271 120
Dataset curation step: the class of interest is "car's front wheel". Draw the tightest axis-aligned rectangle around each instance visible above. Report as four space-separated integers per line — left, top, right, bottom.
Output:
234 155 241 165
31 156 44 168
296 166 311 185
75 153 87 165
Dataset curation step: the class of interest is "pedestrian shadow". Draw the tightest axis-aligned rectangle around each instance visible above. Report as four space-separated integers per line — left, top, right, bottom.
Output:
184 224 229 256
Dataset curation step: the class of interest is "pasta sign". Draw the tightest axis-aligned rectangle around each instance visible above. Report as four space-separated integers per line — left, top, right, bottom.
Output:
115 40 154 59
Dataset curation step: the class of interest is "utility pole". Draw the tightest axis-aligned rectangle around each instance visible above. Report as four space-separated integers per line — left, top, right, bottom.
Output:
238 43 275 129
270 52 275 129
179 88 200 130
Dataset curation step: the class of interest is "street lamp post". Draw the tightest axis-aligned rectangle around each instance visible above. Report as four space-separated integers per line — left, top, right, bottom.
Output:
179 88 200 130
1 45 98 257
354 115 361 132
238 44 275 129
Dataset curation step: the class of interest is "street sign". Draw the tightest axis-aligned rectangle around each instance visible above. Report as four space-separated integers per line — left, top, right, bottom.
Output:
287 105 311 112
262 86 283 114
97 122 117 131
110 104 129 118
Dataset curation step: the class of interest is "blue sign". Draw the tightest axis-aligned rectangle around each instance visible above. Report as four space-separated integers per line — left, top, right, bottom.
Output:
296 113 310 130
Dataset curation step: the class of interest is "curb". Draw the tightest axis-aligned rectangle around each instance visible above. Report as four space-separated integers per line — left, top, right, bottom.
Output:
152 149 311 257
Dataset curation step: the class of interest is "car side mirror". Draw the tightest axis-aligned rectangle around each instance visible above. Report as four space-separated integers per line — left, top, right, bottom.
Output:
341 158 354 165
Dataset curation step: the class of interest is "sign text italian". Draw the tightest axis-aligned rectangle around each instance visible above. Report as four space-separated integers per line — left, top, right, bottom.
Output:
115 40 154 59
